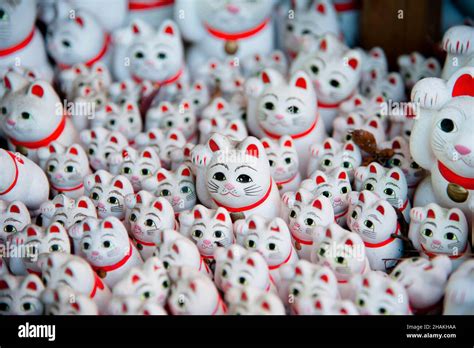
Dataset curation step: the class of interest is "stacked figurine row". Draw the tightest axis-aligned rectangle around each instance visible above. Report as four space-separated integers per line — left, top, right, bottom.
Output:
0 0 472 315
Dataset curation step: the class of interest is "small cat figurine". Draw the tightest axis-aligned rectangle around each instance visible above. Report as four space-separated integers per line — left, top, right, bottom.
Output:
108 295 166 315
199 116 248 144
108 79 142 106
197 57 245 98
39 253 112 314
196 133 281 219
91 102 143 141
0 0 53 80
280 260 340 315
59 62 111 101
397 52 441 90
69 217 143 288
145 100 197 143
8 223 71 276
37 142 91 198
282 190 334 261
307 138 362 180
46 8 111 70
214 244 275 293
176 0 275 73
40 195 97 230
112 257 170 307
261 136 301 193
359 48 388 95
311 223 370 299
347 190 404 271
42 284 98 315
235 215 299 284
410 67 474 223
409 204 471 270
80 127 128 171
124 191 176 260
391 256 452 314
352 271 411 315
241 50 288 77
84 170 134 220
201 96 247 122
0 149 49 212
255 70 327 174
443 259 474 315
364 72 406 102
180 80 211 116
225 286 285 315
0 273 44 315
354 162 411 222
301 168 352 226
168 266 226 315
179 205 234 265
153 229 211 276
1 73 78 162
0 200 31 246
142 165 196 215
108 146 161 192
283 0 340 59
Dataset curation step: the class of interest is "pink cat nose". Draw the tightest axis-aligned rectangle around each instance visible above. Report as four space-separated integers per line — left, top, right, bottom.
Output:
432 240 441 246
226 4 240 14
275 114 285 120
131 175 139 181
203 239 212 246
455 145 471 155
6 119 15 126
224 183 235 190
97 202 106 209
334 197 342 203
91 251 99 257
276 167 285 173
172 196 180 203
314 80 321 89
54 174 63 179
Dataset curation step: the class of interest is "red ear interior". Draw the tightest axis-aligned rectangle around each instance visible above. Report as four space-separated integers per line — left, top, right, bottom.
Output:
126 103 134 112
157 172 166 182
348 58 358 70
153 201 163 211
449 212 459 222
359 192 365 203
245 144 259 158
216 213 226 222
132 274 140 284
386 288 395 296
69 147 79 156
106 105 113 113
181 168 191 177
114 180 124 189
376 205 385 215
227 249 233 259
345 238 354 247
189 282 197 292
390 171 400 181
241 291 248 301
211 118 218 127
164 25 174 35
0 280 9 290
325 228 332 238
312 199 322 210
217 102 224 111
295 77 307 89
104 221 113 229
65 268 74 277
354 98 362 106
78 200 88 209
363 278 369 287
195 84 202 91
209 139 220 152
4 76 11 89
172 243 180 254
262 141 270 149
95 175 102 183
9 204 20 214
246 258 255 267
83 223 90 232
389 77 397 85
320 274 329 283
284 140 292 148
169 133 178 141
324 141 332 150
261 301 270 311
75 17 84 27
31 84 44 98
248 220 257 229
270 225 280 232
427 209 435 219
316 3 325 13
261 72 270 84
295 267 302 275
316 176 325 184
345 144 354 152
49 225 60 233
347 116 355 125
320 39 327 51
142 151 152 159
110 136 118 144
161 105 169 113
376 96 384 103
315 300 322 309
136 194 142 204
369 165 377 174
368 120 378 128
27 227 37 237
338 171 347 180
295 192 302 202
230 123 239 132
392 141 401 149
26 281 37 291
193 209 202 219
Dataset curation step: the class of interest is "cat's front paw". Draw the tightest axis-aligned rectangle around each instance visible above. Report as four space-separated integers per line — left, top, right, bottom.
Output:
245 77 263 98
190 144 211 168
442 25 474 55
411 78 450 110
410 207 426 222
281 191 296 208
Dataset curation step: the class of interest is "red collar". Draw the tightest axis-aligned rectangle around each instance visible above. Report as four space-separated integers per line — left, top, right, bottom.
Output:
334 1 360 12
276 173 298 186
89 272 105 298
212 296 227 315
204 18 270 41
133 235 156 247
198 257 211 273
132 67 184 86
9 115 66 149
91 242 133 273
364 223 400 248
212 179 273 213
129 0 174 10
399 198 408 211
421 242 468 260
290 230 313 245
0 27 35 57
51 182 84 193
268 248 293 270
318 93 355 109
57 34 111 70
202 254 215 260
0 151 21 196
334 207 349 221
438 161 474 190
262 115 318 140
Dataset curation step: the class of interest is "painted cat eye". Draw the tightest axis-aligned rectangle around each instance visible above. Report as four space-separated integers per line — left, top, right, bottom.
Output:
444 232 457 241
264 102 275 110
439 119 455 133
3 225 16 233
364 183 374 191
422 229 433 237
236 174 252 183
212 172 226 181
21 112 31 120
289 210 297 218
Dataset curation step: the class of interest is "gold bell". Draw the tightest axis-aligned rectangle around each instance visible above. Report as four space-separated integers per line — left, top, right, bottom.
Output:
97 270 107 279
224 40 238 55
447 183 469 203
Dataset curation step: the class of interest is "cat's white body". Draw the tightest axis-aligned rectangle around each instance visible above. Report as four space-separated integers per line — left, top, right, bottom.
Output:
409 204 471 270
398 52 441 90
347 190 404 271
0 150 49 212
124 191 176 260
443 259 474 315
0 273 44 315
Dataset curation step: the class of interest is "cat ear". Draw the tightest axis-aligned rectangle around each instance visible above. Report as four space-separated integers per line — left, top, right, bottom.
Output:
193 205 206 220
159 20 178 37
337 169 348 181
178 165 192 177
290 71 311 90
228 120 243 133
425 58 440 73
77 197 93 210
207 133 228 153
159 101 172 114
343 50 362 71
448 209 464 223
180 100 191 112
427 208 436 219
344 142 356 152
261 138 271 149
28 82 47 98
315 174 326 184
388 168 403 182
3 72 30 92
125 102 136 113
74 16 85 27
281 135 293 148
21 274 44 295
385 287 395 297
214 97 228 112
240 137 263 158
8 201 28 215
215 208 229 223
156 169 169 182
368 163 379 175
312 198 323 210
387 72 402 86
26 225 39 237
48 222 65 235
367 117 380 130
315 0 327 14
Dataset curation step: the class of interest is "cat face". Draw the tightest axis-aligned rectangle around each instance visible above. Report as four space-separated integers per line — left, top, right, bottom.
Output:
347 190 398 244
199 116 247 144
199 58 245 97
168 266 223 315
71 217 131 268
304 168 352 217
411 204 468 257
355 162 408 211
201 96 247 121
40 195 97 230
242 51 287 77
60 63 111 100
108 147 161 192
113 257 170 306
0 200 30 245
360 47 388 93
197 0 273 34
145 100 196 140
1 74 63 142
206 134 271 208
365 72 405 102
225 286 285 315
353 271 410 315
214 244 271 293
398 52 440 89
46 9 107 67
312 223 367 281
43 285 98 315
179 80 210 115
0 0 36 48
108 79 142 106
261 136 299 183
0 274 44 315
38 143 90 191
281 260 339 315
295 44 362 104
80 127 128 171
92 102 142 140
129 20 183 83
142 165 196 213
188 205 234 258
257 70 316 135
84 170 134 219
125 191 175 246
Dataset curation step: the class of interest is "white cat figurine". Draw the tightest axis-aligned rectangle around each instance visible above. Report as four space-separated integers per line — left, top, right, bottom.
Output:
0 200 30 246
443 259 474 315
225 286 285 315
398 52 441 90
0 273 44 315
